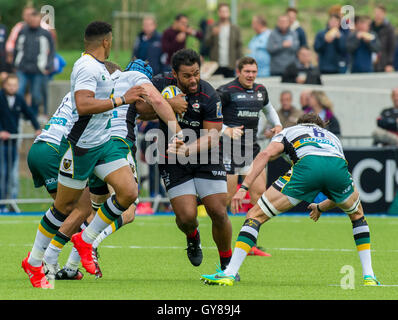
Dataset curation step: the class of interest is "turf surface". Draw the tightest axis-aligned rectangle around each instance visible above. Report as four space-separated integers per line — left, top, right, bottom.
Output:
1 214 397 300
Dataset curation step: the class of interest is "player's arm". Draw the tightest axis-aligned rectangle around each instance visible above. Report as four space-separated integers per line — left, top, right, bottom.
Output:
231 141 284 213
139 83 182 134
262 101 282 135
75 86 146 116
308 199 336 222
167 120 221 157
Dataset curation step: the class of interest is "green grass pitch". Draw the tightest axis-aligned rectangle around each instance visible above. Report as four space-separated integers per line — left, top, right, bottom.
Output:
1 214 397 300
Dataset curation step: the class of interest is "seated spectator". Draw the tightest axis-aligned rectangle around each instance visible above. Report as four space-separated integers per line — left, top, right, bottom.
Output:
248 15 271 77
267 15 299 76
133 15 164 76
308 90 341 136
0 74 41 211
161 14 203 70
277 90 303 128
373 88 398 146
300 89 312 113
347 15 380 73
371 4 395 72
314 14 347 74
282 46 322 85
286 7 307 47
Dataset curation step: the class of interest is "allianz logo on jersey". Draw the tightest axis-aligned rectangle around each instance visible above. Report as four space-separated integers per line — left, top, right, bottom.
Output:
47 117 67 126
237 110 259 117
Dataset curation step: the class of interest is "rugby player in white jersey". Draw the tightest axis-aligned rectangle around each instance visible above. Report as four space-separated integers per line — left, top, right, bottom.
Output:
201 113 380 286
22 21 183 288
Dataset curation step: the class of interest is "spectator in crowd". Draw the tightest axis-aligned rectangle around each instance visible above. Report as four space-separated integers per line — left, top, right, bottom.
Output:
346 15 380 73
204 3 242 78
198 17 213 60
0 74 41 212
248 15 271 78
373 88 398 146
0 19 10 82
133 15 164 76
300 89 312 113
286 7 307 47
371 4 395 73
277 90 303 128
282 46 322 85
395 36 398 72
161 14 203 70
314 14 347 74
5 5 35 67
308 90 341 136
267 15 299 76
14 9 55 117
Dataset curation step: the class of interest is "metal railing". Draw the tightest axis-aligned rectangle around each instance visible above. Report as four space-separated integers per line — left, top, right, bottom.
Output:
0 132 376 213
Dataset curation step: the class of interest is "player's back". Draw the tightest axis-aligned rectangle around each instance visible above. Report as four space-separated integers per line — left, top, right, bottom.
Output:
273 124 345 164
35 92 77 145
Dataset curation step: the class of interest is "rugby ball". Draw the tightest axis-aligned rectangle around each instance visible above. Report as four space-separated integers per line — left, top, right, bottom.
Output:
161 85 182 99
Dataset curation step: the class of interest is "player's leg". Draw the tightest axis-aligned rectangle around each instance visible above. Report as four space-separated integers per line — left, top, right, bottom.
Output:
336 188 379 285
171 192 203 266
43 187 92 280
196 178 232 270
201 186 298 285
72 164 137 275
247 170 267 204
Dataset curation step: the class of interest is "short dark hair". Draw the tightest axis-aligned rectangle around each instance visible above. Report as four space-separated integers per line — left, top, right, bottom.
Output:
297 113 326 128
253 15 267 27
286 7 298 14
237 56 257 71
218 2 230 10
3 73 18 84
175 13 188 21
355 15 371 24
375 4 386 12
84 21 112 42
171 49 201 72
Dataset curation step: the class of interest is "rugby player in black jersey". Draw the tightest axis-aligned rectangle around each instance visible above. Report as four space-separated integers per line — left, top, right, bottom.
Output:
217 57 282 256
141 49 233 271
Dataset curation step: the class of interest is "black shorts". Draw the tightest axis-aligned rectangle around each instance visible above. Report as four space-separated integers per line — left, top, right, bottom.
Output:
158 163 227 199
223 143 261 175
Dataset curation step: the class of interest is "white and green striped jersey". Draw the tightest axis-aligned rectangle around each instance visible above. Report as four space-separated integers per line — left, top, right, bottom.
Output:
68 53 114 148
271 124 345 164
35 92 77 145
110 70 151 139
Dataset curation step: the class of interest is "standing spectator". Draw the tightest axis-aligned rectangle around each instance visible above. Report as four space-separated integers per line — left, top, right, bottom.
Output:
395 35 398 72
277 90 303 128
282 46 322 85
373 88 398 146
133 15 164 76
0 19 10 82
161 14 203 70
308 90 341 136
248 15 271 77
314 14 347 74
5 5 35 67
14 9 55 117
286 7 307 47
267 15 299 76
204 3 242 78
371 4 395 73
0 74 41 212
346 16 380 73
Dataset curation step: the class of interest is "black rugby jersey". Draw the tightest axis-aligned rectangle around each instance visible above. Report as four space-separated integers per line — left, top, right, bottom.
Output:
152 72 223 163
217 78 270 145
